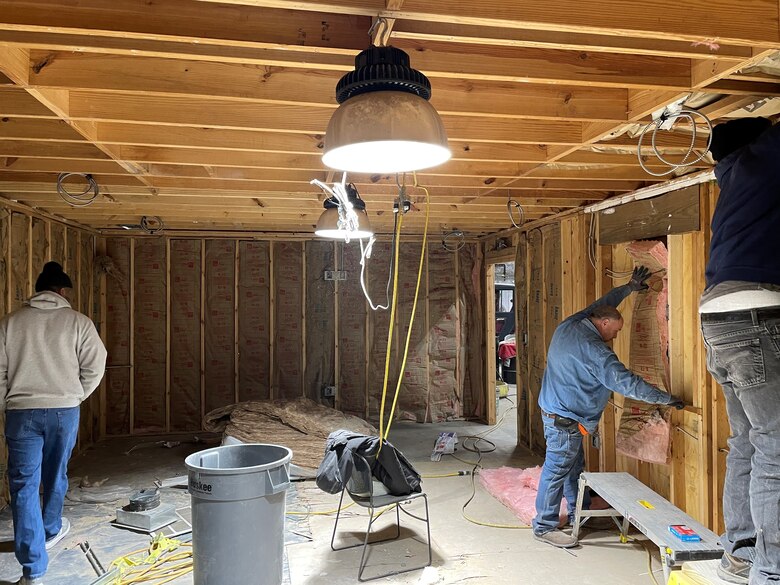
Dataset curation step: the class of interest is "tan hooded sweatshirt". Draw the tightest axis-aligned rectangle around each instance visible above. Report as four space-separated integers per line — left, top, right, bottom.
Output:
0 291 107 410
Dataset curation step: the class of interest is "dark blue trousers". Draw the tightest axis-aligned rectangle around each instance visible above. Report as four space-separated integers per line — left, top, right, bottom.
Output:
6 407 79 579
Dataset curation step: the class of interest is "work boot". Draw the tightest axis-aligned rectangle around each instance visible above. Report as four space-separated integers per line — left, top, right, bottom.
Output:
716 552 751 584
45 517 70 550
16 577 45 584
533 529 578 549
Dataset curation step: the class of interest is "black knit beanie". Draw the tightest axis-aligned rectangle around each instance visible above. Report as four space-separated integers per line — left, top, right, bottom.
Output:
35 261 73 293
710 117 772 162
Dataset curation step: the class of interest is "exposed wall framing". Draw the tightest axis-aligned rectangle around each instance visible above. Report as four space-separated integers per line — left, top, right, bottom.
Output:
102 236 484 433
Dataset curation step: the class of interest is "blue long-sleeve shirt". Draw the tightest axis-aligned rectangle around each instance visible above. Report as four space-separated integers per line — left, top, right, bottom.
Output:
538 284 674 433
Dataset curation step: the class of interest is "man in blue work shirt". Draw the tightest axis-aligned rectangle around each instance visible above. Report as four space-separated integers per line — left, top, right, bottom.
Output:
700 117 780 585
533 267 683 548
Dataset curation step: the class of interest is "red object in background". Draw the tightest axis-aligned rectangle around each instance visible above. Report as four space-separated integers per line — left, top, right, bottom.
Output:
498 340 516 360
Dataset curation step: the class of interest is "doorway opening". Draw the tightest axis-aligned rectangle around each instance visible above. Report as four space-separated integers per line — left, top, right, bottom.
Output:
485 260 516 424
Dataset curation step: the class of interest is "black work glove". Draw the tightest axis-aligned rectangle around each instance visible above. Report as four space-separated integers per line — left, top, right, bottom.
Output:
667 398 685 410
628 265 651 291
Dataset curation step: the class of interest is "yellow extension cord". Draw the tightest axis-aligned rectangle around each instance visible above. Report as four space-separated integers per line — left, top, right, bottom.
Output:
457 405 532 530
382 173 430 441
110 536 193 585
377 204 403 445
378 172 430 446
624 534 663 585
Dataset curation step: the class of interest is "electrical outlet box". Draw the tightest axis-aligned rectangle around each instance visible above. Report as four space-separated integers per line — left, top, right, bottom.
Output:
322 385 336 398
324 270 347 281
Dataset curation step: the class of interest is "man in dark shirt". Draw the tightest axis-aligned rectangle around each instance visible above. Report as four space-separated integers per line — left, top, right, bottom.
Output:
701 117 780 585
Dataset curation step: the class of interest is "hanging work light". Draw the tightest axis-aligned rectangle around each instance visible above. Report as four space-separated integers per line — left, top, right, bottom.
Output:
322 45 451 174
314 181 374 240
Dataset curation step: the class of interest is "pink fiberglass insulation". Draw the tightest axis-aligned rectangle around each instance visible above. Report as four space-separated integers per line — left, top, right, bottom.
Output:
618 240 673 465
625 240 670 387
479 466 567 525
615 407 672 465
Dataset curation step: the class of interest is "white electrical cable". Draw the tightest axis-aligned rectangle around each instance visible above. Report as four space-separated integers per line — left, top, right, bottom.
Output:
359 238 384 310
359 231 396 311
587 213 634 279
311 173 361 243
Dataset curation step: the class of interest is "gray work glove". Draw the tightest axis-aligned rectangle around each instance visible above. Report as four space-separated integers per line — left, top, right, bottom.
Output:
628 265 651 291
667 397 685 410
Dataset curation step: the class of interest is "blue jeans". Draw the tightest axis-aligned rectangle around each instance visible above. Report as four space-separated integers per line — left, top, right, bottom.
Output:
533 415 588 534
702 309 780 585
5 407 80 579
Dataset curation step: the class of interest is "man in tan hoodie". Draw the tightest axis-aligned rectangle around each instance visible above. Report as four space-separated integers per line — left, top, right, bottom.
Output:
0 261 107 585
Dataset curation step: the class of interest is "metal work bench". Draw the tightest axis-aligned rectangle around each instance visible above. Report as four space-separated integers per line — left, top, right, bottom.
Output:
573 472 723 583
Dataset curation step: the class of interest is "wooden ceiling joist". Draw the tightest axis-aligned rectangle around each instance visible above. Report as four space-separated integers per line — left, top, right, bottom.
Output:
194 0 780 46
1 0 371 52
389 21 755 61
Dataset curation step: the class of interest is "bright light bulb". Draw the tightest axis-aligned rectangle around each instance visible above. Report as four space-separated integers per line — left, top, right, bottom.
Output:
323 141 451 174
314 228 375 240
314 207 373 240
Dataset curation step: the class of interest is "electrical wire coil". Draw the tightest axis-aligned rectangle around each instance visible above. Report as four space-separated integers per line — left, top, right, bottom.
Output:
637 109 712 177
507 199 525 229
56 172 100 207
140 216 166 235
442 230 465 252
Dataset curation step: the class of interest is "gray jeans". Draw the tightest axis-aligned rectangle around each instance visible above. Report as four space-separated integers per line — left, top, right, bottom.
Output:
702 308 780 585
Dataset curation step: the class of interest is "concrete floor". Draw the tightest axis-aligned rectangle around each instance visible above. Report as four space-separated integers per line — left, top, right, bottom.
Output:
288 397 665 585
0 396 666 585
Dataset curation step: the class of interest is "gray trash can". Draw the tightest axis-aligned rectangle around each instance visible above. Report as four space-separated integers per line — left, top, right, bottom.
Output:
185 443 293 585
